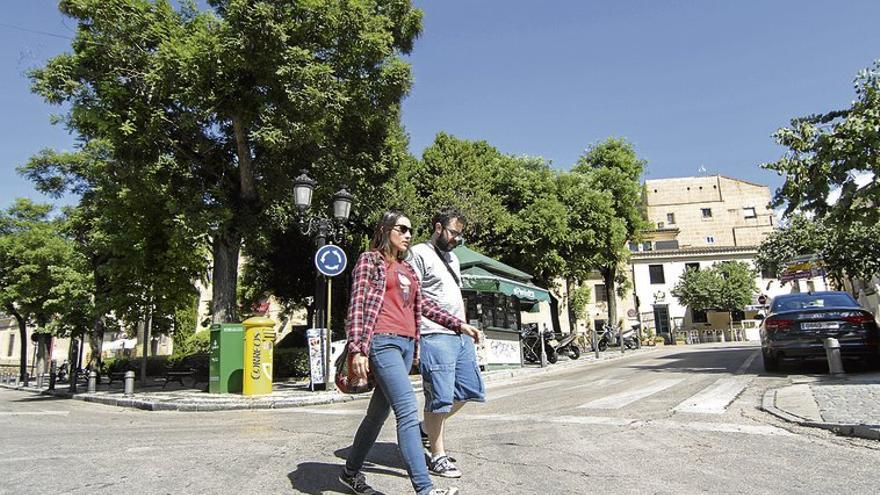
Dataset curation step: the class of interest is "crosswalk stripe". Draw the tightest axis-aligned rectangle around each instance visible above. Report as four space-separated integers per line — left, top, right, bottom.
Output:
673 376 751 414
568 378 623 390
487 379 568 400
290 409 791 436
578 378 683 409
0 411 69 416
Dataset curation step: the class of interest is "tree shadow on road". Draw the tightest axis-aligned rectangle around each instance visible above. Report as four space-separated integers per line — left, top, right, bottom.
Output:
288 442 408 494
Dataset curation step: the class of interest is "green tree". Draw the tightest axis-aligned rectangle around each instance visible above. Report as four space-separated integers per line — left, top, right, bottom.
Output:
0 200 79 381
756 214 880 286
764 60 880 228
30 0 422 324
572 138 650 329
672 261 758 335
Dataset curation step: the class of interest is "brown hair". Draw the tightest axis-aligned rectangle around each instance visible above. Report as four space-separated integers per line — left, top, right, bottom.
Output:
370 209 409 260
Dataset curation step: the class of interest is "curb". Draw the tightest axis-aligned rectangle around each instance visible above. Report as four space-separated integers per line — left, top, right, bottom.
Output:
1 347 661 412
760 388 880 441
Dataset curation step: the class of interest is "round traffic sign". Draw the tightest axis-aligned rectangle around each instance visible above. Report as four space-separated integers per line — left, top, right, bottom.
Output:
315 245 347 277
758 294 767 305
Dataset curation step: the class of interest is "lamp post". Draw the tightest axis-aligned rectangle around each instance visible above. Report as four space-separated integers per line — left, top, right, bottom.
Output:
293 170 353 391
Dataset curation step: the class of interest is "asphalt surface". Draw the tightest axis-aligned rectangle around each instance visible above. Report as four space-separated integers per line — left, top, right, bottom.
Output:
2 342 879 494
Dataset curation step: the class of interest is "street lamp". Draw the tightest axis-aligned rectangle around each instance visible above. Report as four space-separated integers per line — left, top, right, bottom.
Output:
293 170 354 391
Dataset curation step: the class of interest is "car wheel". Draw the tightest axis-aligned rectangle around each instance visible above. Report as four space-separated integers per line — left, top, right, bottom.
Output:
762 351 780 372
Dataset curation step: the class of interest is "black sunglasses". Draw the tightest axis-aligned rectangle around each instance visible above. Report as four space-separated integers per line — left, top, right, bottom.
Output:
393 224 412 234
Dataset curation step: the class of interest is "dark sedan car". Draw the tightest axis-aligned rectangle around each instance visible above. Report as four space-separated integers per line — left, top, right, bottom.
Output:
760 291 879 372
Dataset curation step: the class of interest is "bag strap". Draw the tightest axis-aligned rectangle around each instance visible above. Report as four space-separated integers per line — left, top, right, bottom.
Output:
433 245 460 286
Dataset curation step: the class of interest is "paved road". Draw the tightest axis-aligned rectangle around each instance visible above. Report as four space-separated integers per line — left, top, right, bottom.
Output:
2 342 878 494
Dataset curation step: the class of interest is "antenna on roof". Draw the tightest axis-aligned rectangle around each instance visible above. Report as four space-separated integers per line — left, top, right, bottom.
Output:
698 165 708 176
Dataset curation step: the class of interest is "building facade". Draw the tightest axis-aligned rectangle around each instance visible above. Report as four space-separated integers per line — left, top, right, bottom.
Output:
632 175 826 342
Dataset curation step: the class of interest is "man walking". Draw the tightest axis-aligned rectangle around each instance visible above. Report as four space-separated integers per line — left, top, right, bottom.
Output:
408 207 485 479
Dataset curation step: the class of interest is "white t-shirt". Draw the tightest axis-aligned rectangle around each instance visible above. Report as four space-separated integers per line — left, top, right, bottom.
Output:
407 241 466 335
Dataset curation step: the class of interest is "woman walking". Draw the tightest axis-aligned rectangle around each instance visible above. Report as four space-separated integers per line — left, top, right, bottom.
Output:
340 210 480 495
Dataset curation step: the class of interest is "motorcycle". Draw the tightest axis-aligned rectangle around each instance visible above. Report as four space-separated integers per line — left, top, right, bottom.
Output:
554 331 582 360
521 324 558 364
597 323 641 351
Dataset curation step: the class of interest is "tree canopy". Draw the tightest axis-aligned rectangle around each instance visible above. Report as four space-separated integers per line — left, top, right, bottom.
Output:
30 0 423 323
672 261 758 317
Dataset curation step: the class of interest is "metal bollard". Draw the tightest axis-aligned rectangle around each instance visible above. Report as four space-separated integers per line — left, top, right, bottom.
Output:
123 370 135 396
36 372 44 389
49 362 56 391
824 338 845 375
88 370 98 393
22 372 29 388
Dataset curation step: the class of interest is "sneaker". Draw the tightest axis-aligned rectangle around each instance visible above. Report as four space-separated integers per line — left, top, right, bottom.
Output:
428 488 459 495
428 455 462 478
339 469 380 495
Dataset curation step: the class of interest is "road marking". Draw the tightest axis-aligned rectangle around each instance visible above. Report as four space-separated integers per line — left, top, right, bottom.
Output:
487 379 568 400
672 350 760 414
287 408 792 437
469 413 791 437
673 376 751 414
578 378 683 409
568 378 623 390
0 411 70 416
735 350 760 374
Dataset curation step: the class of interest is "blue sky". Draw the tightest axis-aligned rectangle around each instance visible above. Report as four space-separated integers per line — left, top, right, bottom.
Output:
3 1 880 210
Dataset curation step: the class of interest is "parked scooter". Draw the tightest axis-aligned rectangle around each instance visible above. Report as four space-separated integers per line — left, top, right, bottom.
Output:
554 331 581 359
596 323 641 351
521 324 558 364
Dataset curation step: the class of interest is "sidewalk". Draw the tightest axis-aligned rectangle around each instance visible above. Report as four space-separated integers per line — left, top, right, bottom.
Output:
0 346 658 412
762 371 880 441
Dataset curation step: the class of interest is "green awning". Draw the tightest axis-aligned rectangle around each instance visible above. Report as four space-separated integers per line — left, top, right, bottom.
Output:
461 267 551 302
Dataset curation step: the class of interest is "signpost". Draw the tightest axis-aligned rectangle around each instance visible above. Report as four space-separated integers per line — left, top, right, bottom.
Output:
314 244 347 391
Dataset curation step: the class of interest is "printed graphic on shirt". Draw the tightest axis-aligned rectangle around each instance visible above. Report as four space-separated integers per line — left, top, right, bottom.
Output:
396 269 412 305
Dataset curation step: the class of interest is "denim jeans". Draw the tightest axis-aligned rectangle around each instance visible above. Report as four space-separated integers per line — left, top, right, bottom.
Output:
345 334 433 495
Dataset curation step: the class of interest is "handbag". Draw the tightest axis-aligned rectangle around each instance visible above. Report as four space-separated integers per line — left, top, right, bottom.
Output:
335 345 374 394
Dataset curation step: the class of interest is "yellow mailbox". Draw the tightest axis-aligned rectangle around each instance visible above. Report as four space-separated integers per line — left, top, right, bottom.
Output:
242 316 276 396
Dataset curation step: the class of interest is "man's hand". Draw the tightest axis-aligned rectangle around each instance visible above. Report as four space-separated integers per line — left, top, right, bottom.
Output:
459 323 482 344
351 353 370 379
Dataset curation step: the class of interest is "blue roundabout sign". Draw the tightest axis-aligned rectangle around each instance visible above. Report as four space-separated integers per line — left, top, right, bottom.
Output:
315 244 347 277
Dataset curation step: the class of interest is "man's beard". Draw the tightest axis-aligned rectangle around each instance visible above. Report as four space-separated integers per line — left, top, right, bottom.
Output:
434 235 455 252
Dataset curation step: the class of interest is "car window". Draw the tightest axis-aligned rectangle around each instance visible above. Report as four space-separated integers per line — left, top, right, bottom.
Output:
771 293 857 312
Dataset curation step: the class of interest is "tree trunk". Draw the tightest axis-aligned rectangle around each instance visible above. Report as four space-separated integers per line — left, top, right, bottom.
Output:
141 303 153 381
603 268 618 330
211 231 241 324
9 307 27 382
565 277 577 333
89 316 105 374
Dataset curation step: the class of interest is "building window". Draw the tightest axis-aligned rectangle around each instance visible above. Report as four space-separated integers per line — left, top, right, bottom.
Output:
6 333 13 357
731 310 745 322
595 284 608 303
649 265 665 284
642 241 653 252
628 241 640 252
666 213 675 225
692 309 708 323
701 208 713 218
685 262 700 272
807 280 816 293
706 236 715 245
743 207 757 219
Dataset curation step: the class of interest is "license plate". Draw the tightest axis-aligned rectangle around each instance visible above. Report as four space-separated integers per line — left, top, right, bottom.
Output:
801 321 840 330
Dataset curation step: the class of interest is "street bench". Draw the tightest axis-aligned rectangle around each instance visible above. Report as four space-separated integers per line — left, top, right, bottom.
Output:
106 371 134 385
162 369 197 389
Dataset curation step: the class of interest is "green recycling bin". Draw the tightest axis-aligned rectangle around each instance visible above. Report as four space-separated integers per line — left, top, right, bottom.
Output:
209 323 244 394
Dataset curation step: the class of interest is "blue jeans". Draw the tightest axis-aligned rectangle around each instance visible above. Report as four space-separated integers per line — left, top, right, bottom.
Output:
420 333 486 413
345 334 433 495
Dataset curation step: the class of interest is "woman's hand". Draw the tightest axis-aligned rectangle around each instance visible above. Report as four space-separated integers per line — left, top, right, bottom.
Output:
351 352 370 379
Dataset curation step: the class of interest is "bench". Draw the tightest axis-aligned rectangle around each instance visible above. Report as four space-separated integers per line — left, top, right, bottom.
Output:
106 371 134 385
162 369 197 389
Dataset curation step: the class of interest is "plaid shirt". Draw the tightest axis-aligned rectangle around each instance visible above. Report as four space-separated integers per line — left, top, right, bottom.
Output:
345 250 463 357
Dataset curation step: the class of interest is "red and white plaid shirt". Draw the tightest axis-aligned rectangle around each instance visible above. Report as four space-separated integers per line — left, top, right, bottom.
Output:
345 250 463 357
